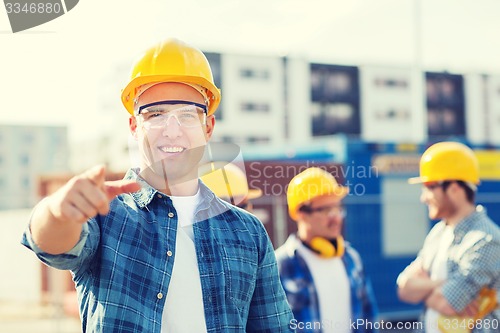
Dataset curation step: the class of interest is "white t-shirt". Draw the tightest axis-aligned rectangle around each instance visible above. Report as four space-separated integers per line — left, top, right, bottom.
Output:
425 225 455 333
162 190 207 333
297 241 352 333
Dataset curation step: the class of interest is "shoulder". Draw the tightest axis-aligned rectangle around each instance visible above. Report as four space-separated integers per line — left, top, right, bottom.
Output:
215 197 268 234
460 212 500 248
275 236 305 278
275 235 300 265
475 211 500 238
344 241 360 257
344 242 364 267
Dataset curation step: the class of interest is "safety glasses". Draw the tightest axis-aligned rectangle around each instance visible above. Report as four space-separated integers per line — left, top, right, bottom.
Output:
300 204 346 218
136 100 208 129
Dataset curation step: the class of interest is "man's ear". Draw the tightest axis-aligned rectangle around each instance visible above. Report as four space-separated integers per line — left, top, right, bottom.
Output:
444 182 462 202
129 116 138 139
449 181 463 195
205 115 216 139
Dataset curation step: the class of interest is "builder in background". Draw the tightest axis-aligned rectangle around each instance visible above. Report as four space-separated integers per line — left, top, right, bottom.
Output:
276 167 378 333
397 141 500 333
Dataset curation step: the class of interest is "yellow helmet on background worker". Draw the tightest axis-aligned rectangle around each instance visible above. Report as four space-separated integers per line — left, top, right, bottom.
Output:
121 38 221 116
287 167 349 221
408 141 479 185
200 163 262 205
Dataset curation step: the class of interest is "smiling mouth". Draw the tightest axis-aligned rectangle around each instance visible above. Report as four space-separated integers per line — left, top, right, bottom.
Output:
159 146 185 153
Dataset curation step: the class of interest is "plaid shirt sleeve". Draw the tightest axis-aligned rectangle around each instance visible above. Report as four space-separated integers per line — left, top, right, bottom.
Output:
441 222 500 312
344 245 379 333
20 199 99 273
246 221 295 332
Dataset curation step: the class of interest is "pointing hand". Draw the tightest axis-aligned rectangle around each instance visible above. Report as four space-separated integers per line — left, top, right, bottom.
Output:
47 165 141 224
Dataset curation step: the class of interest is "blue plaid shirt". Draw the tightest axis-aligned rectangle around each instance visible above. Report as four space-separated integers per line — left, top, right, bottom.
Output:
22 169 294 333
276 235 378 333
399 206 500 333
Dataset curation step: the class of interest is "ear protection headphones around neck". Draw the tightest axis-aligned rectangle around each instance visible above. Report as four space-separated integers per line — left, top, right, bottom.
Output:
304 236 345 258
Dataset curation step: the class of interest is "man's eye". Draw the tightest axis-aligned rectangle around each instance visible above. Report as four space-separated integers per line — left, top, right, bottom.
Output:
144 112 163 119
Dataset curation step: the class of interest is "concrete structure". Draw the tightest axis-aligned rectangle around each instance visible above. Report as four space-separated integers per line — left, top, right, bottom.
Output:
0 125 68 210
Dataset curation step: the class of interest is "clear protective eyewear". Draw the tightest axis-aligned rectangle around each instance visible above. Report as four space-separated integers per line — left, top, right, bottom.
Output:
137 100 208 129
301 204 346 218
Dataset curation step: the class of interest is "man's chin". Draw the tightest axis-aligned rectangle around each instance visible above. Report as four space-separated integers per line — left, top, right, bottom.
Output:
141 162 198 185
428 210 441 221
320 232 340 240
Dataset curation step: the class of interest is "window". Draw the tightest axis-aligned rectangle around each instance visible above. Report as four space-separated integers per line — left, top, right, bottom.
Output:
247 136 270 144
20 154 30 166
310 64 360 136
374 107 411 120
241 102 270 113
21 175 30 189
239 68 270 80
374 77 409 89
22 131 35 144
426 72 465 137
311 102 359 136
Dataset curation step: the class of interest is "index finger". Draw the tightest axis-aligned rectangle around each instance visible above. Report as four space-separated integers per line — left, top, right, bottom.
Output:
104 180 141 200
83 164 107 186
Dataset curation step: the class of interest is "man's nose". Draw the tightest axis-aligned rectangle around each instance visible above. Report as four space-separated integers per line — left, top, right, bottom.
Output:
162 115 182 136
420 191 428 204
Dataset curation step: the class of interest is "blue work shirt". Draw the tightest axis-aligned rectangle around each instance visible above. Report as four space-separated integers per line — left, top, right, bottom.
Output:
398 206 500 333
276 235 378 333
22 169 294 332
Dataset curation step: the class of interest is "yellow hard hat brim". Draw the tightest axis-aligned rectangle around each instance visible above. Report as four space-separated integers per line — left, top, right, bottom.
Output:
408 176 426 184
247 188 263 200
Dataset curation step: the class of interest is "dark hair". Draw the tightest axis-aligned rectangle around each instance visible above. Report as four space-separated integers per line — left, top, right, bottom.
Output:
442 181 475 203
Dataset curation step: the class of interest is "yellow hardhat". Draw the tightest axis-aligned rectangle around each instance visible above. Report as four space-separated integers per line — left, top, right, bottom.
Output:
200 163 262 205
121 38 221 116
408 141 480 185
287 167 349 221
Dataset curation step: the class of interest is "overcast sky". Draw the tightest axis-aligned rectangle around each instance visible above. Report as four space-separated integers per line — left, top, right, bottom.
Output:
1 0 499 142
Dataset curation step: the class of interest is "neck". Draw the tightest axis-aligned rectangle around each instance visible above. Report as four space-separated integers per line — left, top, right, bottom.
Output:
165 179 199 196
297 228 311 243
139 167 200 196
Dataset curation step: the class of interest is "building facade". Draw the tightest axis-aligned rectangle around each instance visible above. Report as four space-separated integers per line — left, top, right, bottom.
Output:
0 125 68 210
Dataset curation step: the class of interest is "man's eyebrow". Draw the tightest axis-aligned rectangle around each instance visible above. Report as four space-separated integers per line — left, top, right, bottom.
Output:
142 106 165 112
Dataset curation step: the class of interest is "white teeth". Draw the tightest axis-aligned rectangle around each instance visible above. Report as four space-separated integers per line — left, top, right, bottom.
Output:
160 147 184 153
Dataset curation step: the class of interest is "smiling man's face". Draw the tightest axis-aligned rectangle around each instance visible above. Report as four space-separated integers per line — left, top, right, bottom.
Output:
129 82 215 189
